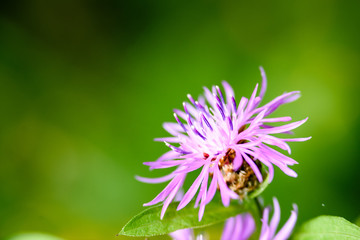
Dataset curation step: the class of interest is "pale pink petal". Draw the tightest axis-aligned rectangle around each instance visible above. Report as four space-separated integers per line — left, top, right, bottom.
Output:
242 213 256 239
163 122 185 135
161 175 185 219
233 149 244 171
156 150 181 162
258 116 292 123
221 217 235 240
259 66 267 100
258 118 308 135
232 215 243 239
154 137 182 143
169 228 194 240
269 197 281 237
177 164 210 210
246 83 259 113
273 205 298 240
281 136 312 142
260 207 271 240
135 173 175 184
144 175 184 206
204 167 218 204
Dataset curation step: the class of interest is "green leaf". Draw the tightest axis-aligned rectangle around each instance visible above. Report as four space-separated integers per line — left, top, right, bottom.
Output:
293 215 360 240
119 199 252 237
247 172 269 199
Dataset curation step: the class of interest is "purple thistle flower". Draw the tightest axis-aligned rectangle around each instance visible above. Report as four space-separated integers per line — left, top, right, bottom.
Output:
137 67 310 220
221 198 297 240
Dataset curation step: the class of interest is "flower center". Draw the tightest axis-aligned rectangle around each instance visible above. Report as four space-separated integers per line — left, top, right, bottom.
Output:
218 148 261 199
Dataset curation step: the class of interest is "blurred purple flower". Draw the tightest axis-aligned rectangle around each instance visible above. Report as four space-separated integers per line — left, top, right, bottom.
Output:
169 228 208 240
221 213 255 240
259 198 298 240
137 67 310 220
221 198 297 240
169 228 195 240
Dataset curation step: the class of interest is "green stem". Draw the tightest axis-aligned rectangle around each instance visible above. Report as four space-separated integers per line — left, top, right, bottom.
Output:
254 197 264 218
249 197 264 239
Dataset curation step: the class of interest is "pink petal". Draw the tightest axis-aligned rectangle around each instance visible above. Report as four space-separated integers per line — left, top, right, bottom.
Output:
273 204 298 240
144 175 185 206
195 167 209 208
163 122 185 135
161 176 185 219
144 160 187 169
258 118 308 135
246 109 267 132
156 150 181 162
255 91 301 117
269 197 281 237
233 150 244 171
259 66 267 100
204 167 218 204
260 135 291 154
242 213 256 239
177 164 209 210
281 136 312 142
260 144 298 165
135 173 175 184
232 215 243 239
221 217 235 240
258 116 292 123
246 83 259 113
169 228 194 240
222 81 235 101
260 207 271 240
154 137 181 143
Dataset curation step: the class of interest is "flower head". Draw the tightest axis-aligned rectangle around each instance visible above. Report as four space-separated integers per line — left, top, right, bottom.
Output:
137 67 310 220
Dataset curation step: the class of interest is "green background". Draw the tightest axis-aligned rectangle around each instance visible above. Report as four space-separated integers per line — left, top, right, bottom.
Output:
0 0 359 239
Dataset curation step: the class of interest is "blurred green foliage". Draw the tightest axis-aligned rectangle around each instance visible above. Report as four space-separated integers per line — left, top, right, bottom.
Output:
6 233 64 240
0 0 359 239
